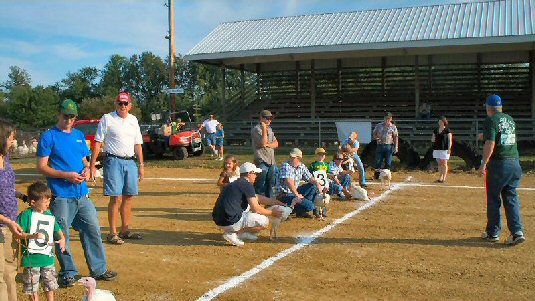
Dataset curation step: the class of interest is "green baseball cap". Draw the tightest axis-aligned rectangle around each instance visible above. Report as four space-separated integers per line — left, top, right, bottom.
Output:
60 99 78 116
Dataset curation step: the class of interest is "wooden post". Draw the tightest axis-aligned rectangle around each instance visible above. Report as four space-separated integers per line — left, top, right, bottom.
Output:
530 51 535 119
221 66 226 121
167 0 176 113
310 59 316 119
256 63 261 100
427 55 433 100
381 57 386 96
414 55 420 118
240 64 245 106
337 59 342 101
477 53 482 118
296 61 301 98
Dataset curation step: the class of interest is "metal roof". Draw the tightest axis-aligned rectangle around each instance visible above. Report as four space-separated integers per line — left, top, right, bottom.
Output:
185 0 535 64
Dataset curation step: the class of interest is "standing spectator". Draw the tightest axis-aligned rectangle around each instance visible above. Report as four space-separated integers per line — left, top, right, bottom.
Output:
251 110 279 197
276 148 323 218
90 92 144 245
328 151 353 199
341 131 367 187
215 123 225 161
0 118 25 301
37 99 117 288
199 113 219 158
417 102 432 119
212 162 284 246
372 112 398 180
479 94 525 245
431 116 453 183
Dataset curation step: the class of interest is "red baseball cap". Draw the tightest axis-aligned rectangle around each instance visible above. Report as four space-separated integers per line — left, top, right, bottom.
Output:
116 92 132 103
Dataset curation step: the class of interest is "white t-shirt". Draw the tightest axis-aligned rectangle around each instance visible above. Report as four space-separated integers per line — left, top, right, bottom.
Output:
203 119 219 134
95 111 143 157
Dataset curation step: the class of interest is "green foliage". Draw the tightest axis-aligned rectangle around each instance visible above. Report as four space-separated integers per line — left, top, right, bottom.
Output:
78 94 142 120
59 67 100 102
4 66 31 90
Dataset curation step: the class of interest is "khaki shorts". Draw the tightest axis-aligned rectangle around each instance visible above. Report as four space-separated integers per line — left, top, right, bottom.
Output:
22 265 58 294
219 211 269 233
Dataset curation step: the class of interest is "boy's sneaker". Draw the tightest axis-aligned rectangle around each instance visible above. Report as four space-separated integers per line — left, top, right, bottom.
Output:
59 276 77 288
506 233 525 245
223 232 244 246
238 232 258 241
481 232 499 242
94 270 118 281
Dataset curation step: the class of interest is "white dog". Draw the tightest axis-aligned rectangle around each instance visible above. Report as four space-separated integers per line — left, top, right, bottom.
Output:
314 193 330 220
380 169 392 189
348 183 370 201
267 205 293 240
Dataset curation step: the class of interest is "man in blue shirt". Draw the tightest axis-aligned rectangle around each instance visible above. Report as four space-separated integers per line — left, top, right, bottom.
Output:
36 99 117 287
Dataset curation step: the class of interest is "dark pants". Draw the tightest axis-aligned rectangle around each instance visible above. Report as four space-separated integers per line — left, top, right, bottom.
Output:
254 162 277 198
485 159 524 237
375 144 394 178
280 183 319 214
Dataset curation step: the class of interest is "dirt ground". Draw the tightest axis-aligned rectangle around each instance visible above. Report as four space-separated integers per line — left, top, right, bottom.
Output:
12 163 535 301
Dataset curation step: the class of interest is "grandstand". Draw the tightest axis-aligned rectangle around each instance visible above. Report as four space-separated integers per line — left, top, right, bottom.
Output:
185 0 535 149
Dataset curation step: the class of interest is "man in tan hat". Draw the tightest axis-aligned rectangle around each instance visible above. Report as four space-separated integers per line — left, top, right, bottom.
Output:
276 148 324 218
251 109 278 197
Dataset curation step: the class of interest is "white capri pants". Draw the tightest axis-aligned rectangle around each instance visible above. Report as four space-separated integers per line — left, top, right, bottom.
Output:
433 150 450 160
219 211 269 233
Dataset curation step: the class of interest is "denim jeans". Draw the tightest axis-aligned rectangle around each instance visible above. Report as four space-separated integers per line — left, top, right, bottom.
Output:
281 183 319 214
485 159 524 237
375 144 394 170
352 153 366 185
50 195 107 279
254 162 276 198
329 174 351 195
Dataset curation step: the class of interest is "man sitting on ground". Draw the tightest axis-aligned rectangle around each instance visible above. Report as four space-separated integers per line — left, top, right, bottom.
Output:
212 162 284 246
276 148 324 218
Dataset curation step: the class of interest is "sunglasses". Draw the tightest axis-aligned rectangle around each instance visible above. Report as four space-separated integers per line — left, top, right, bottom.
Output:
63 114 76 119
116 101 129 106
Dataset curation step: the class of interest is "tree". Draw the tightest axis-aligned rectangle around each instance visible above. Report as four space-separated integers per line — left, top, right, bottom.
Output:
100 54 128 96
59 67 100 101
3 66 31 90
78 94 142 120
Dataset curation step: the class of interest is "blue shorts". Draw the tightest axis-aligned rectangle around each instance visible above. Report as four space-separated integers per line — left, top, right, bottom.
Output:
103 156 139 196
206 133 217 145
216 138 224 147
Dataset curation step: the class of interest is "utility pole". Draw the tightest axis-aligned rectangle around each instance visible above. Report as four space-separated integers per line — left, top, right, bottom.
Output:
167 0 176 114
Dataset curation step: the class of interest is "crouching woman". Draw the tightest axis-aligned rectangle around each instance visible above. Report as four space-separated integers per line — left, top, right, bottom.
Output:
212 162 285 246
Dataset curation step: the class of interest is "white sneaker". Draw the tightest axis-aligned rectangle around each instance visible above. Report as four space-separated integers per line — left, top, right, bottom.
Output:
481 232 499 242
238 232 258 241
222 232 244 246
506 233 525 245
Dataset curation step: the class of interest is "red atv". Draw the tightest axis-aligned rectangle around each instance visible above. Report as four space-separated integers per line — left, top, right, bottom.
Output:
145 111 204 160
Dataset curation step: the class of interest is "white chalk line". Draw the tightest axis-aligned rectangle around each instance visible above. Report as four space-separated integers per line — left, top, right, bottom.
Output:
196 180 408 301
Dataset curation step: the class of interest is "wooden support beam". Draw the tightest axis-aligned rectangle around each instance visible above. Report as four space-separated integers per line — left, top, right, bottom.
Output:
310 59 316 119
296 61 300 98
240 64 245 105
256 63 261 100
530 51 535 119
427 55 433 99
337 59 342 102
381 57 386 96
221 66 226 121
415 55 420 118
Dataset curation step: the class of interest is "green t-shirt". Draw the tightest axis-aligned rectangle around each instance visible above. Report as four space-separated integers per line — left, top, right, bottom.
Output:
309 161 329 173
16 208 61 268
483 112 519 160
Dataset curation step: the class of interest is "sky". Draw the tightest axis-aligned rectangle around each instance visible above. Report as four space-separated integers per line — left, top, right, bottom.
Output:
0 0 474 87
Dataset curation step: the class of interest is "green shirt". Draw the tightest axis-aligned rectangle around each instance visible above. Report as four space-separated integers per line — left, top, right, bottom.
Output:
16 208 61 268
309 161 329 173
483 112 519 160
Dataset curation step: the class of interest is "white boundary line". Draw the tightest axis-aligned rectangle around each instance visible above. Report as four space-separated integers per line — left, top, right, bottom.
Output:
16 173 535 191
196 180 408 301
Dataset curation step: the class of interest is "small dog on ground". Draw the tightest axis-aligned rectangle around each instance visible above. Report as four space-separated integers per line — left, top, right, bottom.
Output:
266 205 293 240
348 183 370 201
314 193 330 220
379 169 392 189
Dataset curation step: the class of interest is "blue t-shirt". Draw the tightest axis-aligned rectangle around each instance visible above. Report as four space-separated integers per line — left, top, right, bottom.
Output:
216 129 224 141
212 177 256 226
341 138 359 149
37 127 90 198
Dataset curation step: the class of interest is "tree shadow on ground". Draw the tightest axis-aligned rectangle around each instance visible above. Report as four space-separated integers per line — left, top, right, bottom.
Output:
312 236 511 249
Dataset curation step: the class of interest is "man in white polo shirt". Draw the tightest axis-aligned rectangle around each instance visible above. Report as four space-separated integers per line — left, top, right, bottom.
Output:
90 91 144 245
199 113 219 158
